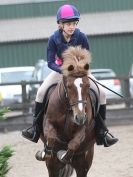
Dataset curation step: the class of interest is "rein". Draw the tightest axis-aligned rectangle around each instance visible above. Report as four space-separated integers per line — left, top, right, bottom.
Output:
57 80 71 110
57 80 71 140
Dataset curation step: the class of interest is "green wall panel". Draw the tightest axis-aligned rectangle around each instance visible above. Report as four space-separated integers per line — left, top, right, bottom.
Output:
0 0 133 19
0 33 133 76
89 33 133 75
71 0 133 13
0 1 67 19
0 40 47 68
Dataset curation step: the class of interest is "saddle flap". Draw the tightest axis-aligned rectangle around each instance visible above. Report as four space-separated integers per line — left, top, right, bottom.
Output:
43 83 57 113
89 88 100 118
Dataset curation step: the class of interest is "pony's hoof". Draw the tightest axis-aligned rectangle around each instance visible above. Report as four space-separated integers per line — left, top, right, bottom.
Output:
57 150 72 164
57 150 67 163
35 150 46 161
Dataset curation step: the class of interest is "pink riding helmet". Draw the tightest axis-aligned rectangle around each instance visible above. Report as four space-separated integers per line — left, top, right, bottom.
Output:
56 4 80 23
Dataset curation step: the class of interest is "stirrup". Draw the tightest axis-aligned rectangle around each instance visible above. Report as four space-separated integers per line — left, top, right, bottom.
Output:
104 130 113 137
103 132 118 147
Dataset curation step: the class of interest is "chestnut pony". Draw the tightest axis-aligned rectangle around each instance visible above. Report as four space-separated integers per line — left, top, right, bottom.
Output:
41 46 96 177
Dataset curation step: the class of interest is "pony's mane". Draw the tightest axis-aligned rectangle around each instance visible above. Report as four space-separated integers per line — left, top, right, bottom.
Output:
61 46 91 76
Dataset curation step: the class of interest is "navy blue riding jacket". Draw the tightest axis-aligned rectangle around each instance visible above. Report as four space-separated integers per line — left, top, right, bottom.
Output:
47 28 90 73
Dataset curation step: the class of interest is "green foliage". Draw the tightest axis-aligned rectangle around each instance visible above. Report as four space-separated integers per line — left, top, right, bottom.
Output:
0 108 10 121
0 108 13 177
0 146 14 177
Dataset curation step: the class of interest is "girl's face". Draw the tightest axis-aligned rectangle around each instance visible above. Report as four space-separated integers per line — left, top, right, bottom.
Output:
59 21 78 36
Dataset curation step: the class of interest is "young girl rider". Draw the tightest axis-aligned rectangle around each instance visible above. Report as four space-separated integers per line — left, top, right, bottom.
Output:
22 4 118 154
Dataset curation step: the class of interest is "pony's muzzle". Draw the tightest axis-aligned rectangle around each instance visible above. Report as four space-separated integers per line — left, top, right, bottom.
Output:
74 114 87 125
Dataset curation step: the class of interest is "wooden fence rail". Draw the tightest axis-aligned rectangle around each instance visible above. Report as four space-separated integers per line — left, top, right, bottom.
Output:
0 76 133 114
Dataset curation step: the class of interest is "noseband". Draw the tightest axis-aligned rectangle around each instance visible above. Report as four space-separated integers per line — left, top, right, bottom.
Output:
70 100 87 107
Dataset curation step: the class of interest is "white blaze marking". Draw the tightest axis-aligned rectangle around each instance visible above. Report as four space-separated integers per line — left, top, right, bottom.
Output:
74 78 83 111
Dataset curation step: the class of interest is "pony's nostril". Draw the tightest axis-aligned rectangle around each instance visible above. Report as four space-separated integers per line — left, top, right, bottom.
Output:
73 112 87 125
75 115 79 122
74 115 85 125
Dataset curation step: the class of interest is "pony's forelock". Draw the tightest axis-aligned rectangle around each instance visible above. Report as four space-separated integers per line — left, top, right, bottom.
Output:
61 46 91 76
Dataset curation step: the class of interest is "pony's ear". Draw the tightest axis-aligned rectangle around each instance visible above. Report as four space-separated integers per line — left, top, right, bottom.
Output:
84 63 89 70
68 65 74 71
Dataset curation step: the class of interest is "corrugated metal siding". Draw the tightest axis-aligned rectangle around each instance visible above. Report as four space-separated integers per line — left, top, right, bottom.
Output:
0 40 47 67
0 1 67 19
72 0 133 13
0 0 133 19
0 33 133 76
89 33 133 75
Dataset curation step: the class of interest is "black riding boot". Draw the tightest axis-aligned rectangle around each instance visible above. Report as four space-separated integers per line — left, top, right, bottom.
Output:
95 104 118 147
22 102 43 143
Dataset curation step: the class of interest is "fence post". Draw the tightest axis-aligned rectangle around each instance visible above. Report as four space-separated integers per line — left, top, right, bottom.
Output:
123 77 131 108
21 81 28 114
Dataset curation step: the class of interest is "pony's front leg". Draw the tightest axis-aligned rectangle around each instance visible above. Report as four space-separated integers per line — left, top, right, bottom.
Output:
35 119 57 161
68 125 86 151
74 147 94 177
44 137 56 159
44 118 58 159
57 126 86 164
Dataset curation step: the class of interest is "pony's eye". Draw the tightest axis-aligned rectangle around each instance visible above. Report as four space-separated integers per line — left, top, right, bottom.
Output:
68 65 74 71
84 64 89 70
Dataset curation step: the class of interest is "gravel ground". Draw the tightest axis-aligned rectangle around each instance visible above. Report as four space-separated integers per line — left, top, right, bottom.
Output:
0 124 133 177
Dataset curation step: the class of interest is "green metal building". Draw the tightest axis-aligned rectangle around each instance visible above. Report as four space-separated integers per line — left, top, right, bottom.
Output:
0 0 133 19
0 0 133 76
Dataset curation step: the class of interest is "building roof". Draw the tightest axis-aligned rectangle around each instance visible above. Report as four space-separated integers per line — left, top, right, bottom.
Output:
0 0 55 5
0 10 133 43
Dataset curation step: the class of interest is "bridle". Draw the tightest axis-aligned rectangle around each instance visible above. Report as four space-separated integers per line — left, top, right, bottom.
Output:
55 76 95 150
62 76 88 111
69 100 87 107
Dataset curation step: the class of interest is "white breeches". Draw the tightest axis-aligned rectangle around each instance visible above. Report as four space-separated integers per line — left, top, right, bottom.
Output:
35 71 106 105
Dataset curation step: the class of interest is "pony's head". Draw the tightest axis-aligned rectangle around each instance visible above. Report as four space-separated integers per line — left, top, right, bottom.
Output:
61 46 91 125
63 75 90 125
